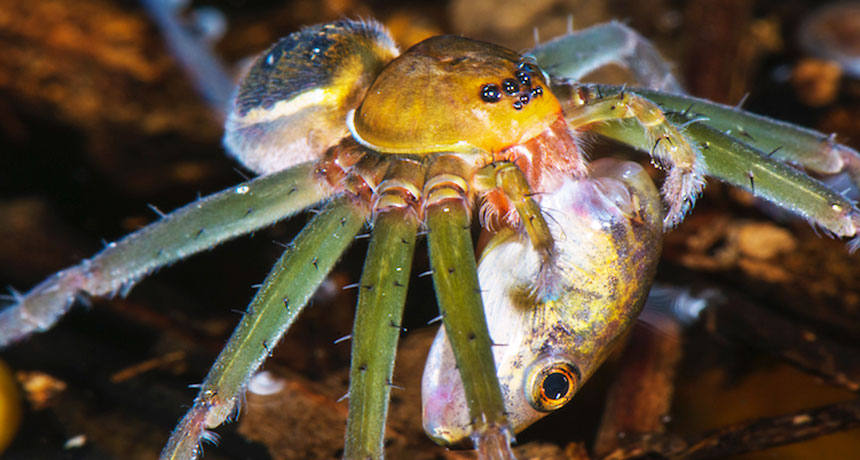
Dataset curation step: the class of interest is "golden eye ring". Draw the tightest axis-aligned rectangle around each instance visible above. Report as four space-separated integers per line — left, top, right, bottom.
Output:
525 360 580 412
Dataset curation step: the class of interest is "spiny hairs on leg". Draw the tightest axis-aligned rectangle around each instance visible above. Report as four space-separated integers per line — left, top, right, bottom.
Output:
561 85 707 228
650 132 707 229
160 400 225 460
0 267 92 346
0 164 333 348
624 86 860 238
630 87 860 194
592 105 860 250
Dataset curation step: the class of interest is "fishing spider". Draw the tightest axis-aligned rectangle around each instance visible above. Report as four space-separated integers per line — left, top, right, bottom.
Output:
3 9 860 460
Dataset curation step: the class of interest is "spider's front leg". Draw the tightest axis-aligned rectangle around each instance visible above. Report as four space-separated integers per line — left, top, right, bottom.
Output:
588 85 860 245
344 159 420 459
632 86 860 208
528 20 683 93
424 155 515 459
562 84 706 228
633 87 860 196
530 21 860 242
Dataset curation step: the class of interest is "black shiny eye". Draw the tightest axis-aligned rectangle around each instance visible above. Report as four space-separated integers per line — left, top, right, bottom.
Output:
516 70 531 87
517 61 536 74
526 360 579 412
512 101 523 110
541 371 570 400
481 84 502 102
502 78 519 95
531 86 543 98
519 94 530 104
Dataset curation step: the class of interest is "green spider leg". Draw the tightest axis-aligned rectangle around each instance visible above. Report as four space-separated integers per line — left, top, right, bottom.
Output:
154 152 516 459
590 106 860 245
624 86 860 187
424 156 514 459
347 153 567 458
528 20 683 93
529 24 860 244
161 195 368 460
426 204 513 459
0 163 333 347
343 207 417 459
344 156 422 459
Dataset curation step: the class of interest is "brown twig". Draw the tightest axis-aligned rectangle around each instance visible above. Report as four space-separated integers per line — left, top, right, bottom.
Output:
601 398 860 460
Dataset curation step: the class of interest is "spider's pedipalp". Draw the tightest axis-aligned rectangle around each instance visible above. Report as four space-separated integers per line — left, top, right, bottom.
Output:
473 162 559 296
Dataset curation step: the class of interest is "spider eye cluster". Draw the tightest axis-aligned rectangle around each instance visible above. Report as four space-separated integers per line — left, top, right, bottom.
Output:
480 61 544 110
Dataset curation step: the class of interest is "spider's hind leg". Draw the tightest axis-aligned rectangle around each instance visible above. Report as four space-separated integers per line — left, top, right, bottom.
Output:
141 0 234 116
0 164 333 347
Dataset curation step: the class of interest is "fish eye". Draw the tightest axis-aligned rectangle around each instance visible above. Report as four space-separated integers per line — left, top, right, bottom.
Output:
525 360 580 412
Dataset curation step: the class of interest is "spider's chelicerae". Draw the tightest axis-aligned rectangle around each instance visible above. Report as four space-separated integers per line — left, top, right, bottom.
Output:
3 9 860 460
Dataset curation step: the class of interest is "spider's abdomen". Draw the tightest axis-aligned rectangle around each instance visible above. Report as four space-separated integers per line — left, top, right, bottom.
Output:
224 19 399 174
349 35 563 155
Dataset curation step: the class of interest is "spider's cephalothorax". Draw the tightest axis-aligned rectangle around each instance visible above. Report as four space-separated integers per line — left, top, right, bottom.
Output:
5 16 860 460
227 21 586 235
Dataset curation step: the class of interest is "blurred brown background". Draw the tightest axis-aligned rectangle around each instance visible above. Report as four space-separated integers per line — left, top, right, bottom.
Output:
1 1 859 459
